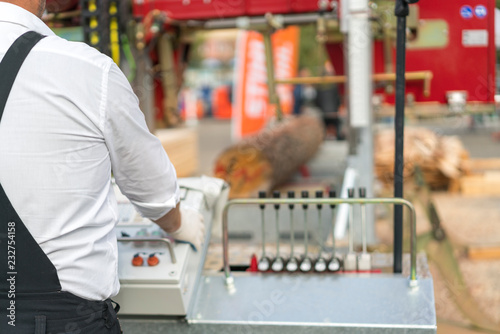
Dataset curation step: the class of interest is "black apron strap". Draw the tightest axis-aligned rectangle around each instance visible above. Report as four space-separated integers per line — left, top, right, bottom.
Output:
0 31 46 122
0 31 62 295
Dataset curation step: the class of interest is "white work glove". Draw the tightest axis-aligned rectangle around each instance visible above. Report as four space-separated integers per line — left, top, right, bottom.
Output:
169 207 205 251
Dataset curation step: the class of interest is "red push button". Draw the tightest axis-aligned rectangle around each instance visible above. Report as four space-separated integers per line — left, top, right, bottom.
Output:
147 254 160 267
132 254 144 267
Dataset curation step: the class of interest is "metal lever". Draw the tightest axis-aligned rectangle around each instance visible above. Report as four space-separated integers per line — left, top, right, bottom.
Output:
357 188 371 271
117 238 177 264
314 190 327 272
258 191 271 271
271 191 284 272
344 188 357 271
328 190 341 272
286 191 299 272
300 191 312 272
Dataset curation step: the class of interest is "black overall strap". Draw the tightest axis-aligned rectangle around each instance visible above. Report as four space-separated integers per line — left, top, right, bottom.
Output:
0 31 62 295
0 31 46 122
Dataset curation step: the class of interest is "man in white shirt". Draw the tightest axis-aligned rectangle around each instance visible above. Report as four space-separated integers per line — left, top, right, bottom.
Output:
0 1 204 333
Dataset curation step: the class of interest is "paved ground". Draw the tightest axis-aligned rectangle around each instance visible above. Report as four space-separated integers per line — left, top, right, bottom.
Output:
196 118 233 176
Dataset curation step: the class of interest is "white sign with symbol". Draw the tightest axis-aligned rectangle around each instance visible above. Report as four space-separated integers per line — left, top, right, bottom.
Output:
462 29 488 47
460 5 473 19
474 5 487 19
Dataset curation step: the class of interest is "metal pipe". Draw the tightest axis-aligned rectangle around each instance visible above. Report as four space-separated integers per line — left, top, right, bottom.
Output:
276 75 347 85
274 71 432 95
359 188 368 254
263 30 283 121
117 238 176 263
348 191 355 254
382 26 395 95
274 208 280 258
289 209 295 256
222 198 418 285
329 190 337 260
383 27 394 75
42 10 82 21
375 102 494 118
260 209 266 258
422 72 433 97
158 33 179 127
185 12 338 30
361 203 367 253
393 14 407 275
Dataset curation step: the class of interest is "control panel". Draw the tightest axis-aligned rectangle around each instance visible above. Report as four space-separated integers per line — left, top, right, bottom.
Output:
112 177 227 316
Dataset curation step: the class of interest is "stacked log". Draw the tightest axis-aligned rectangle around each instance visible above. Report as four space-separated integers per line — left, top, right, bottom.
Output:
375 127 469 189
214 114 325 198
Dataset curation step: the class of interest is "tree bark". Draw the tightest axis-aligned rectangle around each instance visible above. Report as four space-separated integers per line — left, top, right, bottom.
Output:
214 114 325 198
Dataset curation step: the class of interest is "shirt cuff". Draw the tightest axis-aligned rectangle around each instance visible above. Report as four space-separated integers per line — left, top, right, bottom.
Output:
130 183 180 221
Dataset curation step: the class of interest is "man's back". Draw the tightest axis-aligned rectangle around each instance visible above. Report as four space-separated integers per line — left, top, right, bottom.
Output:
0 2 180 301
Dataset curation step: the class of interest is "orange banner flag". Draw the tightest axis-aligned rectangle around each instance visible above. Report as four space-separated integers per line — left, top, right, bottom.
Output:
232 26 300 140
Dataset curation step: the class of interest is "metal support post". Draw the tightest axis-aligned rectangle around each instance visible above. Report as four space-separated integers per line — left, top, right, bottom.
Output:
393 0 419 274
346 0 376 244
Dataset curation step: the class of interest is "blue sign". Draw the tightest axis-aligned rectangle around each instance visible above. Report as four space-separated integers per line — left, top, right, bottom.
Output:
460 5 473 19
474 5 487 19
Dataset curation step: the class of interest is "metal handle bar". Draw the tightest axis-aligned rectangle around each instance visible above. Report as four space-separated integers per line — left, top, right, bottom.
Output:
117 237 177 264
222 198 417 285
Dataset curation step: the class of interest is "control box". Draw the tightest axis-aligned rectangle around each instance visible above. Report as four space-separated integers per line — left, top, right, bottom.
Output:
112 177 227 316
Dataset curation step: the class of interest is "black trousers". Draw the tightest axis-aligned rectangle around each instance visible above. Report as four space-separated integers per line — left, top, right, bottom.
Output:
2 291 121 334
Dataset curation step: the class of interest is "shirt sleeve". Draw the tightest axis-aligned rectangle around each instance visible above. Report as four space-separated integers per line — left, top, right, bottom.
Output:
102 62 180 220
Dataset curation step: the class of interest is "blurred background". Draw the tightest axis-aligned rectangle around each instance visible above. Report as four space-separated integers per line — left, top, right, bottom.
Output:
42 1 500 332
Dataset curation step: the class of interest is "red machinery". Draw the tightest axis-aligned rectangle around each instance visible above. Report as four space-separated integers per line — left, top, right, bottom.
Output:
44 0 497 122
129 0 497 118
132 0 334 19
327 0 496 114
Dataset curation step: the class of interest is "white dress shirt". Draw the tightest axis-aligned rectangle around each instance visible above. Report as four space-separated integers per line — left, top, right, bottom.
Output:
0 3 180 301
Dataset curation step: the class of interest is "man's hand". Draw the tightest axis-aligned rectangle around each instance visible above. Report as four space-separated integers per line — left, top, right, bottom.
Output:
169 207 205 250
154 204 205 250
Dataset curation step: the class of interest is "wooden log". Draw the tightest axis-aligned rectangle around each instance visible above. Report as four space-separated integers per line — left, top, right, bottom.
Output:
214 114 325 198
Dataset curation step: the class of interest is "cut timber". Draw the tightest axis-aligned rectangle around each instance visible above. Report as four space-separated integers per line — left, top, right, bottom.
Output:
468 245 500 260
460 171 500 196
462 158 500 172
456 158 500 195
374 127 469 190
156 127 198 177
214 115 324 198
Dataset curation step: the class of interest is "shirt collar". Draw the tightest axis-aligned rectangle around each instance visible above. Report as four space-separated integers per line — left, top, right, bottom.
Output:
0 2 56 37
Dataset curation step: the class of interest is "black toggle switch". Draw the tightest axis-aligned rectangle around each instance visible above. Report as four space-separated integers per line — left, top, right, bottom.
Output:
273 191 280 210
301 191 309 209
287 191 295 210
316 190 323 209
329 190 336 209
258 191 266 209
